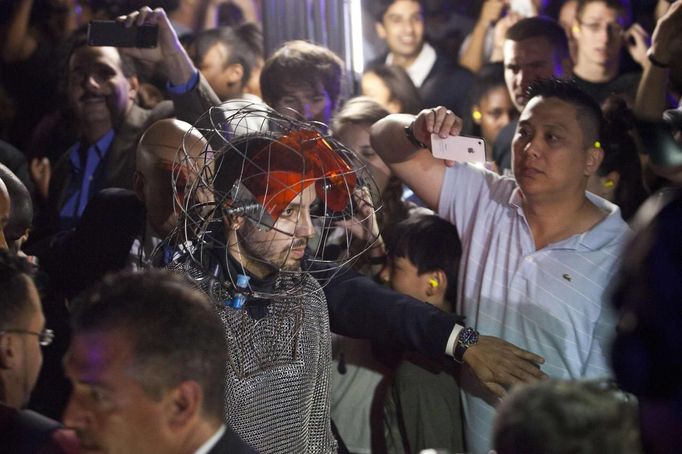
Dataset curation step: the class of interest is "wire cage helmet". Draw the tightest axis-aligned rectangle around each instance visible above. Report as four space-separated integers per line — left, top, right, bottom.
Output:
172 100 382 300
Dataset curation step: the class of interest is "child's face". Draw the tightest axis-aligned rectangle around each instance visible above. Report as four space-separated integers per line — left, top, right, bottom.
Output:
381 256 430 303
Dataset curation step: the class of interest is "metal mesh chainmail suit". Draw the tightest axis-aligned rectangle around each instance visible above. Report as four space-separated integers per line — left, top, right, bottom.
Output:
172 255 338 453
168 103 381 453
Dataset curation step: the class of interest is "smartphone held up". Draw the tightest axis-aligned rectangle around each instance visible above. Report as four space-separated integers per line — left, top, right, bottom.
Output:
431 134 486 165
87 20 159 48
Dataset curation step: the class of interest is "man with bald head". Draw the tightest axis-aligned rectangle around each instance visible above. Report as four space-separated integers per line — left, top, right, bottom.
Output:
134 118 209 240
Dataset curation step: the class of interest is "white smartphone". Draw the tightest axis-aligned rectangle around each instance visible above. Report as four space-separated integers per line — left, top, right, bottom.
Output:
431 134 486 164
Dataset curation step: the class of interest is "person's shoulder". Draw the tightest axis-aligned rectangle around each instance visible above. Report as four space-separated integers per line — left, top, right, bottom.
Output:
431 52 473 80
365 53 389 70
211 425 259 453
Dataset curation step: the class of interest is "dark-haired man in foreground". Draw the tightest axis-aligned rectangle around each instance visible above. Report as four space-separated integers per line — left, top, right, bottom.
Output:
63 270 255 453
371 79 630 453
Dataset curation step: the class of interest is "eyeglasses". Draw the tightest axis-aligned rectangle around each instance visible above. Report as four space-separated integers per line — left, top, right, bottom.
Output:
0 328 54 346
578 21 624 36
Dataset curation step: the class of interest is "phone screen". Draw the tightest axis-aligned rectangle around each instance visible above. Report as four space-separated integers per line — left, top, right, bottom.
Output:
87 21 158 48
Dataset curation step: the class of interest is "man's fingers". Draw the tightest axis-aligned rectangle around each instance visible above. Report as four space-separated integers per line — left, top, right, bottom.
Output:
508 345 545 365
506 358 548 382
485 382 507 399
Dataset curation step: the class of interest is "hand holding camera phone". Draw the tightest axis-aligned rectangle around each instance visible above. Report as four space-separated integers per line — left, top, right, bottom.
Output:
431 134 486 164
87 20 158 48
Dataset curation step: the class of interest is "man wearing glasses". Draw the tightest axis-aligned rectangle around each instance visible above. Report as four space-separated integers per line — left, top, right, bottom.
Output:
571 0 648 104
0 250 74 453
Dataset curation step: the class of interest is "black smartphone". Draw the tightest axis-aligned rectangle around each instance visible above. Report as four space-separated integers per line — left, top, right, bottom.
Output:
87 20 158 48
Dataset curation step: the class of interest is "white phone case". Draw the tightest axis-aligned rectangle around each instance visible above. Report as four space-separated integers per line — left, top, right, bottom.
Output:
431 134 486 164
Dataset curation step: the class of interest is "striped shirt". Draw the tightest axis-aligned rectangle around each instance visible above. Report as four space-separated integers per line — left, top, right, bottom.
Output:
438 163 630 454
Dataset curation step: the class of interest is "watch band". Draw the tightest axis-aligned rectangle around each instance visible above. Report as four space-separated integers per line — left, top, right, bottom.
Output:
404 121 427 149
453 326 480 363
647 49 669 68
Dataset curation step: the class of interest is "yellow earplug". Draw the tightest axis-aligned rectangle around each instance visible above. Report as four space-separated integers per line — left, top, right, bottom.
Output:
572 25 580 34
594 140 601 149
428 278 439 288
472 109 482 121
603 179 615 189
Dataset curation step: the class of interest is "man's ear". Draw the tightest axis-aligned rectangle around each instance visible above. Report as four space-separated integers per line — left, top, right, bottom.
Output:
127 75 140 103
165 380 202 430
221 203 245 231
0 333 17 369
132 170 145 203
471 105 482 125
585 144 604 176
571 21 581 40
225 63 244 87
424 269 446 297
375 21 387 40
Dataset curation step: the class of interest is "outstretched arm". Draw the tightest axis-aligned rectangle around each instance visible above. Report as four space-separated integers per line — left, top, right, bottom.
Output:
322 266 547 396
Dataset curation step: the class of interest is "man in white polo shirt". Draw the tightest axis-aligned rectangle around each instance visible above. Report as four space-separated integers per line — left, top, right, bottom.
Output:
371 78 630 454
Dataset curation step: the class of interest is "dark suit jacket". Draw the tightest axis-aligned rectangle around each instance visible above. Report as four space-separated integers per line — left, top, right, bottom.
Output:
367 50 474 116
0 404 74 454
208 425 259 453
39 188 145 299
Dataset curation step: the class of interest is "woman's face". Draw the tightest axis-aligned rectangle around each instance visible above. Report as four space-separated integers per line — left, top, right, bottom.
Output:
475 86 517 146
336 122 391 192
361 72 401 114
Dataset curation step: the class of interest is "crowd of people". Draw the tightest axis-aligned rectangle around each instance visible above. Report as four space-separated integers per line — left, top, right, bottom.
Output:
1 0 681 453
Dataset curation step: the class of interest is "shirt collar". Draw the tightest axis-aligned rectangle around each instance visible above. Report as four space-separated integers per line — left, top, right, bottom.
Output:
94 129 115 153
70 130 115 167
508 188 630 251
193 425 226 454
385 42 436 88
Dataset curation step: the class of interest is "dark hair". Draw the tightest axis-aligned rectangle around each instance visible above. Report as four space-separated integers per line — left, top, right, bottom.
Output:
70 270 227 422
0 165 33 244
493 379 641 454
331 96 390 133
371 0 424 23
505 16 569 63
576 0 632 24
0 250 35 329
235 22 264 61
189 26 259 87
527 78 604 148
384 214 462 311
599 96 647 221
362 64 422 114
260 40 344 109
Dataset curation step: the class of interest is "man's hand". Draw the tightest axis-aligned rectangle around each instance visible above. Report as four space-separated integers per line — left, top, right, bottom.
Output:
624 23 651 68
649 0 682 66
412 105 463 168
116 6 196 85
478 0 506 27
334 187 380 243
462 335 547 398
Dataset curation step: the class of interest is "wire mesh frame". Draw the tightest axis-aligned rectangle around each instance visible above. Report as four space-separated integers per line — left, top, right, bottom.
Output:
170 100 383 299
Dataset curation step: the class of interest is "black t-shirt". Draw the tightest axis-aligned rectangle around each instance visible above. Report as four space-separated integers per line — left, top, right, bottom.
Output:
571 72 641 105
